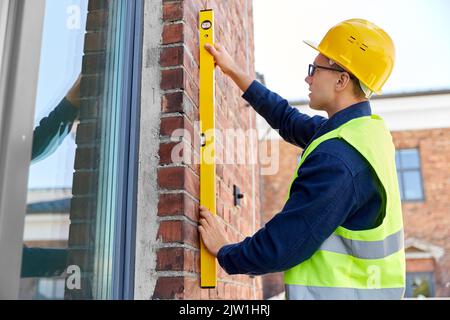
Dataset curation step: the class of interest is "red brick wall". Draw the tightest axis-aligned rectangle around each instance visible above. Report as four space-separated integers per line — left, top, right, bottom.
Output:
66 0 107 299
406 258 435 273
392 128 450 297
155 0 262 299
259 139 301 299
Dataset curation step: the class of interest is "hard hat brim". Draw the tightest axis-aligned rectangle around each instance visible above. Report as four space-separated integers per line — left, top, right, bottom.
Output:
303 40 320 52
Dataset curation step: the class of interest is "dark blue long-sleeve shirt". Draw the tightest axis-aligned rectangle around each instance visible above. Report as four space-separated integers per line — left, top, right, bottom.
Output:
31 98 79 163
22 98 78 278
217 80 385 275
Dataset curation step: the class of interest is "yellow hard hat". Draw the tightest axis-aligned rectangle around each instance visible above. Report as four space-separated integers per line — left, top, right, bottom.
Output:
304 19 395 95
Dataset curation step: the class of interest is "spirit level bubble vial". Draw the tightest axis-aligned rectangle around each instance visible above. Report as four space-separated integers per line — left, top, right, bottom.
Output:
199 9 217 288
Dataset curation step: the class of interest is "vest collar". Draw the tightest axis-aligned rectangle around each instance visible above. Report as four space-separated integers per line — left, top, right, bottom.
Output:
323 101 372 134
304 101 372 152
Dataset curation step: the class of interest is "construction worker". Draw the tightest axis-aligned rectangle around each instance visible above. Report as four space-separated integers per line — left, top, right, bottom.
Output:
198 19 405 300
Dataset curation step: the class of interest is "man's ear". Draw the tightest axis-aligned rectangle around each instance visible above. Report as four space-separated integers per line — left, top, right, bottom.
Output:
336 73 350 92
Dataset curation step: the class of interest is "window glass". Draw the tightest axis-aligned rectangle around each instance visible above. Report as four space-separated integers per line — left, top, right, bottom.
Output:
399 149 420 170
403 171 424 200
405 272 435 298
20 0 131 300
396 148 424 202
397 173 404 200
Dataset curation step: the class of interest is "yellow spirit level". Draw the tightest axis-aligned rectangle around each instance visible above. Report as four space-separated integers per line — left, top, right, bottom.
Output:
199 9 217 288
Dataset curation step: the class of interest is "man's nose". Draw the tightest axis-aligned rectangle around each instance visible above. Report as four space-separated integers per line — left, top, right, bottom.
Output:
305 76 311 85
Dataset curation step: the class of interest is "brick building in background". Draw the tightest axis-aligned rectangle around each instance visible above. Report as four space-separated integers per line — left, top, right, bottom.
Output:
259 90 450 299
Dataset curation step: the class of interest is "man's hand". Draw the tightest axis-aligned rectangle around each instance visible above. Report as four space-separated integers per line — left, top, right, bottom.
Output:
204 43 253 92
198 206 231 257
66 75 81 108
204 43 237 76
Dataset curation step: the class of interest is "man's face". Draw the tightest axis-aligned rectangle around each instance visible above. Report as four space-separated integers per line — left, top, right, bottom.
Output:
304 54 338 110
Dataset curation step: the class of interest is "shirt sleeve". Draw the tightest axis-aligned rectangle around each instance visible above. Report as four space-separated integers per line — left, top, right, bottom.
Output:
31 98 79 163
242 80 327 148
217 151 358 275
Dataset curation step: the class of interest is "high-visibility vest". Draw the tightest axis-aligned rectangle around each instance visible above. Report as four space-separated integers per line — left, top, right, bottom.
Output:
284 115 406 300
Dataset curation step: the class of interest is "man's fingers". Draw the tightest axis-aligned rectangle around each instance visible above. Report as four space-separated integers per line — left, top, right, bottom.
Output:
199 218 209 228
198 226 207 240
199 206 219 228
204 43 218 56
199 206 209 219
203 210 216 226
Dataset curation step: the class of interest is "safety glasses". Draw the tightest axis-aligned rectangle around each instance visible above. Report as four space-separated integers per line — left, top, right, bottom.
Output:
308 64 355 79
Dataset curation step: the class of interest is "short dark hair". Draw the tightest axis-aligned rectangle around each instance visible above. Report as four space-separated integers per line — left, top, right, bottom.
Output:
329 59 366 99
350 76 366 99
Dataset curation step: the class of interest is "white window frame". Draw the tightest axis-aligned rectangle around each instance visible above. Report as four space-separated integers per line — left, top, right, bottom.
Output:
0 0 46 299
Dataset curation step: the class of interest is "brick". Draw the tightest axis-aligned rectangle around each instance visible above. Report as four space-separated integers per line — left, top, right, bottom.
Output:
162 23 184 45
406 258 435 273
157 220 199 248
86 10 108 31
75 122 98 144
159 140 198 174
153 276 201 300
159 141 182 165
156 247 197 273
68 222 94 247
67 248 93 273
80 74 104 98
159 115 194 139
70 196 96 220
158 192 199 221
158 166 199 197
161 68 183 90
162 92 183 113
84 32 106 52
163 1 183 22
153 277 184 299
79 98 99 119
160 46 183 67
82 54 106 74
183 277 201 299
72 171 99 195
74 147 99 170
88 0 108 11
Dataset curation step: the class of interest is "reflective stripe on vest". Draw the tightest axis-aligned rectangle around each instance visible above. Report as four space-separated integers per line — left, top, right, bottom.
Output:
285 284 405 300
320 229 404 260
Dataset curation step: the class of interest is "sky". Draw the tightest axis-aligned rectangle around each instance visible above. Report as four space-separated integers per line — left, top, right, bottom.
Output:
253 0 450 101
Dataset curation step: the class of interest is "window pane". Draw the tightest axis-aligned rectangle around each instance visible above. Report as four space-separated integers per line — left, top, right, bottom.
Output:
400 149 420 169
405 272 435 298
403 171 424 200
397 171 404 200
395 151 401 168
20 0 131 300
